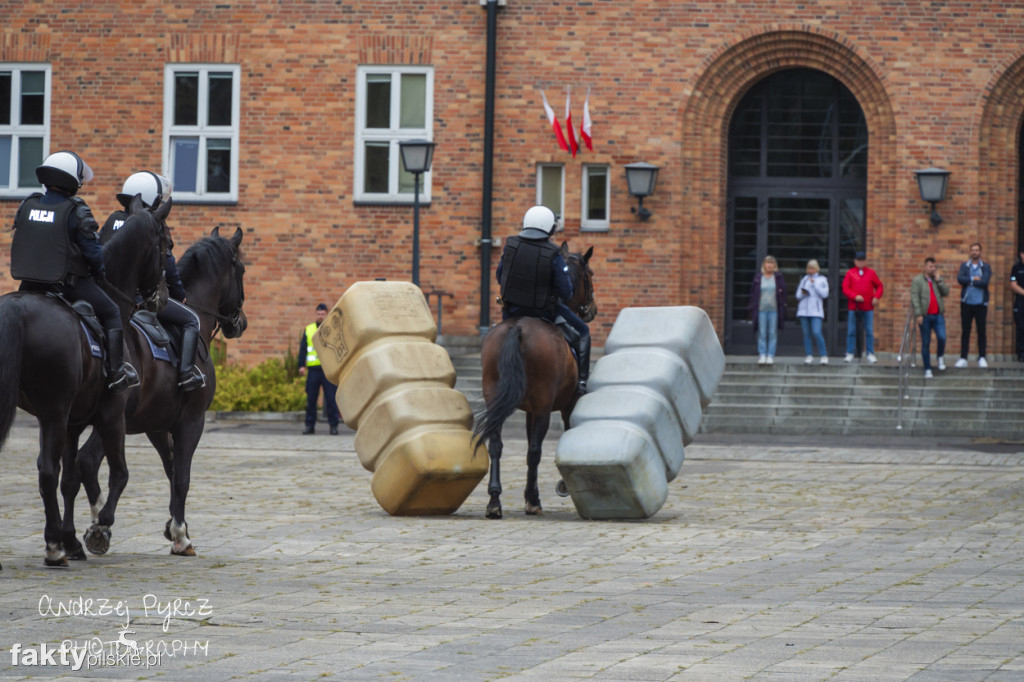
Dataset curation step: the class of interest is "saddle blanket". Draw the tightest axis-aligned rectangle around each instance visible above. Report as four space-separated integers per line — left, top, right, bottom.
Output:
130 318 172 363
80 322 103 358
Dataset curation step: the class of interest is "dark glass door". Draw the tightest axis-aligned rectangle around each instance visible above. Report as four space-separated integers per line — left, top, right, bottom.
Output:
724 68 868 356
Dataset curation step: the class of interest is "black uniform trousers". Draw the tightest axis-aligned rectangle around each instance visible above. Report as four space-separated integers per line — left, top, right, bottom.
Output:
305 365 340 429
62 277 121 332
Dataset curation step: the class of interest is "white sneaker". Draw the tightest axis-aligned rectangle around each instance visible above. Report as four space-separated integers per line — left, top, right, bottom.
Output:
766 357 774 365
954 358 968 368
937 357 946 371
978 357 988 369
758 355 766 365
844 353 854 362
866 353 878 364
924 369 933 379
804 355 813 364
820 356 829 365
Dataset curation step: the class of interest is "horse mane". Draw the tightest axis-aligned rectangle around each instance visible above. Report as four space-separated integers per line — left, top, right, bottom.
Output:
103 210 158 267
177 235 242 286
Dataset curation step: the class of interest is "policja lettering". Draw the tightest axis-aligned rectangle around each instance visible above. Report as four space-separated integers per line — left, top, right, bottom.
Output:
28 209 55 222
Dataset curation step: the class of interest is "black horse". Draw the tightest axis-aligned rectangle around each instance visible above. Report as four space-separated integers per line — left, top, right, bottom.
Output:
0 195 170 568
473 245 596 519
76 226 247 556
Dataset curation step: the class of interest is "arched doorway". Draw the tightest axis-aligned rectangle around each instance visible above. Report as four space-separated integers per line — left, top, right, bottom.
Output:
725 68 868 355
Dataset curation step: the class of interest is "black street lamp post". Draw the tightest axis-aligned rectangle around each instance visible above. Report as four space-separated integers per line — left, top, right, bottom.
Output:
399 139 436 286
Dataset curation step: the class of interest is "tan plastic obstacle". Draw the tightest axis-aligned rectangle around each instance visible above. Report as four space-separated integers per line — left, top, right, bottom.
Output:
312 281 486 515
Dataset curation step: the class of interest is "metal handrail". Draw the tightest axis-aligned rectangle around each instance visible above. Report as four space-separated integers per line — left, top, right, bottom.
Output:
895 306 917 430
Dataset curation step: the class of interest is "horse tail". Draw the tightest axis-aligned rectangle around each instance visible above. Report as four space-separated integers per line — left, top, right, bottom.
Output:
473 325 527 451
0 298 24 452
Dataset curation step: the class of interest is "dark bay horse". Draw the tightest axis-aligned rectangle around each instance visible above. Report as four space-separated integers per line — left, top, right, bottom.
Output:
0 195 169 568
473 243 596 519
76 226 247 556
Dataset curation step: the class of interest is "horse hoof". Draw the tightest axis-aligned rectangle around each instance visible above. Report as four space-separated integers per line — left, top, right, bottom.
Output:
555 479 570 497
525 503 543 515
66 545 88 561
485 506 503 519
171 545 197 557
44 556 69 568
84 525 111 556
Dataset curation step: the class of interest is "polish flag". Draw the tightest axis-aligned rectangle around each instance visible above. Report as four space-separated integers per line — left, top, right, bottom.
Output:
541 90 570 152
565 86 578 158
580 87 593 151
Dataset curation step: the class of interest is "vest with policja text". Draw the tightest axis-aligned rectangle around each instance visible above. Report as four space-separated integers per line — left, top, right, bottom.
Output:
499 236 558 312
305 322 322 367
10 193 79 283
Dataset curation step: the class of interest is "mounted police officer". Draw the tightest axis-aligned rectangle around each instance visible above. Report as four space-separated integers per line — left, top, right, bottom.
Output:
10 151 139 392
103 171 203 391
496 205 591 394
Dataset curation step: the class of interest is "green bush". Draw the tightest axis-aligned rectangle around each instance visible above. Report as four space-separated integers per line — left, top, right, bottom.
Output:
210 357 306 412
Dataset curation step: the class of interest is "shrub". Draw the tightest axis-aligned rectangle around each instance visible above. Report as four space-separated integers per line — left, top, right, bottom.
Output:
209 357 306 412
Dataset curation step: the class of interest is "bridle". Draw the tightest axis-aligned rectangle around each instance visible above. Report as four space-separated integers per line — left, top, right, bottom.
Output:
186 253 245 338
567 253 594 320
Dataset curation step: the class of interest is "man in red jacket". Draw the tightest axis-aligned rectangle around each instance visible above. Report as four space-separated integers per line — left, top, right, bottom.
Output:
842 251 884 363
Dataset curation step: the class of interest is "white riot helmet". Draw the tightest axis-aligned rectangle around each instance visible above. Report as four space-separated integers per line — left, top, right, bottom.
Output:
117 171 172 209
520 206 557 240
36 151 94 195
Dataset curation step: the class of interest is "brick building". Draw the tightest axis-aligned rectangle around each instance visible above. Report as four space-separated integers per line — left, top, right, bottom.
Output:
3 1 1024 364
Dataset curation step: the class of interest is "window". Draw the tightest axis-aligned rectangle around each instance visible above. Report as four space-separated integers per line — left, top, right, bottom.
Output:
163 64 240 202
0 64 50 198
355 66 433 203
536 164 564 229
581 165 609 231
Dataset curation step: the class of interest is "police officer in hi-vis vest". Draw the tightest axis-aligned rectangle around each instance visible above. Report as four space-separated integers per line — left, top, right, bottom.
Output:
10 151 139 392
102 171 204 391
496 205 591 394
298 303 341 435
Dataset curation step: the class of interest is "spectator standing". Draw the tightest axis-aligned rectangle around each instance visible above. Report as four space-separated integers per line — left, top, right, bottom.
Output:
955 242 992 368
841 251 884 363
299 303 341 435
911 257 950 379
747 255 786 366
796 259 829 364
1011 247 1024 362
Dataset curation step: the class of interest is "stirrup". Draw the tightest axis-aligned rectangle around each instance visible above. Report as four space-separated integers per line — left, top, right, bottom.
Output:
576 380 588 396
107 363 140 392
178 367 206 391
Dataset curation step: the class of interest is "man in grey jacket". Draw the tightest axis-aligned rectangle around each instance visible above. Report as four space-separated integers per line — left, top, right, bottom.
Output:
911 257 951 379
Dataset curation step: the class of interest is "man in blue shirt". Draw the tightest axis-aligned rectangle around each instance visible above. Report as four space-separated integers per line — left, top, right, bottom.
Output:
955 242 992 368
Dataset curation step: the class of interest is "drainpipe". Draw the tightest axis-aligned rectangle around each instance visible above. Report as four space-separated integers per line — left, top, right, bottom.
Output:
478 0 503 334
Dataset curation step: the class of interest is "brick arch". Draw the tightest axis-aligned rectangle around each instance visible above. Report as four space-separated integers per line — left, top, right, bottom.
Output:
679 28 897 343
976 52 1024 354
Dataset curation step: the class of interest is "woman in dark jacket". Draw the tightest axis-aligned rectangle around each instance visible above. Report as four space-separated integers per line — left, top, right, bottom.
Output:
748 255 787 365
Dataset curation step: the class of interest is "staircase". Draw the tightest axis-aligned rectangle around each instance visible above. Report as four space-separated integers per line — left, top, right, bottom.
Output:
700 356 1024 438
445 341 1024 440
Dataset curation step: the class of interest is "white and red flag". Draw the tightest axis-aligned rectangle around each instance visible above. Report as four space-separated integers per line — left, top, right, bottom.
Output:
580 87 593 151
540 90 570 152
565 86 578 158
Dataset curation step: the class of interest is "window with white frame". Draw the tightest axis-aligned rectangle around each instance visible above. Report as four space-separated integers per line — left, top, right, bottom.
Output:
163 64 240 203
355 66 434 203
581 164 610 231
536 163 564 230
0 64 50 198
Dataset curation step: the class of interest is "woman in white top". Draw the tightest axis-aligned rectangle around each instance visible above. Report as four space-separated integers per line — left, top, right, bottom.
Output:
796 259 830 364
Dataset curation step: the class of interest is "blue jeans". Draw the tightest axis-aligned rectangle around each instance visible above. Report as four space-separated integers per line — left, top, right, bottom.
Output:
799 316 828 356
757 310 778 357
919 314 946 371
846 310 874 355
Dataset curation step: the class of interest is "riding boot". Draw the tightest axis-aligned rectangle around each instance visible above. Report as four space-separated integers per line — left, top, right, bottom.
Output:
105 329 140 392
177 328 205 391
576 334 591 395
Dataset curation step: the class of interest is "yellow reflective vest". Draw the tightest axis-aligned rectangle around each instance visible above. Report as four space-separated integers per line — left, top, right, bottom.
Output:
304 322 321 367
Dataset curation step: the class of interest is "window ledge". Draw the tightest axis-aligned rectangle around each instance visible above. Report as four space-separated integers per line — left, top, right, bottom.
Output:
353 200 433 207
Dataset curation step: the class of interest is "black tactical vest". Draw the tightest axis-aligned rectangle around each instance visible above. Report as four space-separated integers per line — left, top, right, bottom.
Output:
499 236 558 311
10 194 77 283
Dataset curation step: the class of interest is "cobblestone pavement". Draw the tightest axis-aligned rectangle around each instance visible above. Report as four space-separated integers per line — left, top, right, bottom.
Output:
1 416 1022 680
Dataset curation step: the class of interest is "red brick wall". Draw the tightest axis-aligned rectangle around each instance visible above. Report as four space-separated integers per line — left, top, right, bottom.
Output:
2 2 1024 364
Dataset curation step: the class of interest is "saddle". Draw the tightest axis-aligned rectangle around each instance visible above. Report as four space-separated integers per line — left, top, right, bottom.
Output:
42 292 105 358
130 310 177 365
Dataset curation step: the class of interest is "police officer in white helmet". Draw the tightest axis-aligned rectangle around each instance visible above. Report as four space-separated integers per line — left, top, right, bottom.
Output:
102 171 203 391
496 206 591 393
10 151 139 392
